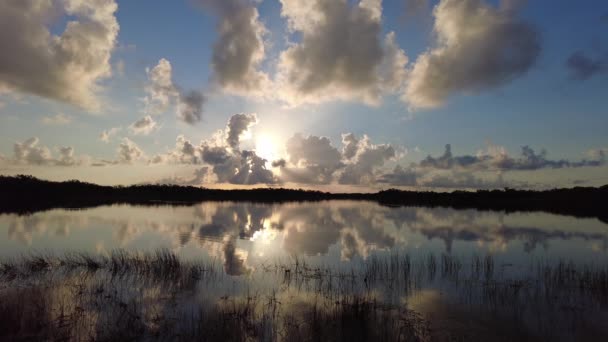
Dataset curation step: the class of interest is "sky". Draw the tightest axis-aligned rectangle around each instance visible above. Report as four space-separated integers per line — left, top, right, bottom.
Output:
0 0 607 191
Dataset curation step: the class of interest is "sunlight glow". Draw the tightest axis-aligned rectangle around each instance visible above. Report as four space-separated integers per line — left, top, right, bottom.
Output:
255 134 280 163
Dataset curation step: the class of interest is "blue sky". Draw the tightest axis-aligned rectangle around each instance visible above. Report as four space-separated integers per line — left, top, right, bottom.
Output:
0 0 607 190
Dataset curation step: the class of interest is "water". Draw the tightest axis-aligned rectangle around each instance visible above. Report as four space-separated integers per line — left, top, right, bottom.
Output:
1 201 608 341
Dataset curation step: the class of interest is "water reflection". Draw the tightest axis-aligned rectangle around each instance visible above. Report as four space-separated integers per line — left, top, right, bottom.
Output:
2 201 608 275
2 202 608 341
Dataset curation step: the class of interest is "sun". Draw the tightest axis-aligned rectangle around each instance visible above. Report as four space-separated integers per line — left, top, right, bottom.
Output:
255 134 280 162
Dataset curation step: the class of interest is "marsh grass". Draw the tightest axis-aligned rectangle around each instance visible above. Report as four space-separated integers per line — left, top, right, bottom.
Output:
1 249 608 341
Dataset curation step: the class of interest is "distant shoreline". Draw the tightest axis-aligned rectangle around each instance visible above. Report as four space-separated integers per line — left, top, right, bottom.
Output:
1 175 607 223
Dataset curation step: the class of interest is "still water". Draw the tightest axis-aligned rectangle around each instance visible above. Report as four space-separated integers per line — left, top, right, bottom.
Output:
2 201 607 266
1 201 608 341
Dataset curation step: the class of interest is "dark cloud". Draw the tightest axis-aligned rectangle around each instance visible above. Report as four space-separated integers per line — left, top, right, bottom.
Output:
129 115 158 136
417 144 605 171
405 0 541 108
566 51 607 80
378 165 419 186
226 113 258 150
197 0 270 95
0 0 119 110
177 91 206 125
271 159 287 168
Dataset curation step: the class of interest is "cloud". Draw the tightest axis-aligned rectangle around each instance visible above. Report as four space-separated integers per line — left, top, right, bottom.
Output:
197 0 270 95
0 0 119 110
144 58 178 114
404 0 540 109
417 143 606 171
56 146 80 166
177 91 206 125
143 58 205 125
566 51 607 80
12 137 85 166
421 171 513 189
117 138 144 163
226 113 258 149
151 135 201 165
277 132 396 185
150 114 276 185
155 167 210 186
129 115 158 136
276 0 408 105
40 113 72 126
378 165 419 186
13 137 52 165
404 0 429 17
586 148 608 162
280 133 343 184
338 134 396 185
100 127 121 143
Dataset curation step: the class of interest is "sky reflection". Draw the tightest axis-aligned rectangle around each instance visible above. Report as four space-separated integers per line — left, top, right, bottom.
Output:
1 201 608 275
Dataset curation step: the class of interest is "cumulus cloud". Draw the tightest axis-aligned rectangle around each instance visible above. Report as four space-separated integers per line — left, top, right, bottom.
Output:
12 137 84 166
56 146 79 166
276 0 408 105
404 0 540 108
40 113 72 126
0 0 119 110
279 134 343 184
144 58 178 114
338 135 395 185
566 51 607 80
13 138 53 165
150 113 276 185
117 138 144 163
277 132 396 185
197 0 270 95
150 135 201 165
129 115 158 136
100 127 121 143
200 115 276 184
143 58 205 125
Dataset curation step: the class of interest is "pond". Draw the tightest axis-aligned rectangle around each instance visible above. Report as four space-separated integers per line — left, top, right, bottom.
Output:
1 201 608 341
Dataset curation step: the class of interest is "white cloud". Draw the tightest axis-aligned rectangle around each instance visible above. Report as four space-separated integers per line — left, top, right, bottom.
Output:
404 0 540 109
11 137 85 166
276 0 408 105
143 58 205 125
0 0 119 110
117 137 144 163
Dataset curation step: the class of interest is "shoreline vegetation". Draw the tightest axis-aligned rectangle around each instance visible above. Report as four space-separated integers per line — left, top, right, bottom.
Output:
1 249 607 341
1 175 607 222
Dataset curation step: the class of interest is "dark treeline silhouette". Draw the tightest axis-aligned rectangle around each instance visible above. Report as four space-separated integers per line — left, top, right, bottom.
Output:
1 175 607 222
